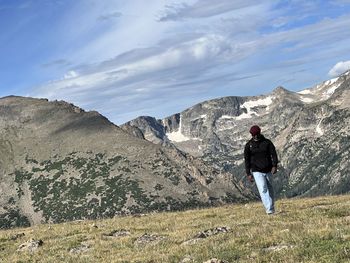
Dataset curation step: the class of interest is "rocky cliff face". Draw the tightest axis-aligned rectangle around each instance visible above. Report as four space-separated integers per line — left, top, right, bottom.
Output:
0 97 251 229
123 70 350 198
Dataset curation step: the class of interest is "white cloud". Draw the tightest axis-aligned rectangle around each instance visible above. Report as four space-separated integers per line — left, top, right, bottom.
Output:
64 70 79 79
65 1 171 65
328 60 350 77
124 34 235 70
159 0 262 21
33 34 237 99
97 11 122 21
27 1 350 124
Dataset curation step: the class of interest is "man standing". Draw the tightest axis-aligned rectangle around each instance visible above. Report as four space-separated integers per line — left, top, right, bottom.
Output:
244 125 278 214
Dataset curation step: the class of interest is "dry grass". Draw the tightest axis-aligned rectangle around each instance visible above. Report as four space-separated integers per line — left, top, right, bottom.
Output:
1 195 350 262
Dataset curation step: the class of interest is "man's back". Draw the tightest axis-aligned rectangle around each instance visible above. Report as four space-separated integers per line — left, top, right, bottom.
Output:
244 135 278 174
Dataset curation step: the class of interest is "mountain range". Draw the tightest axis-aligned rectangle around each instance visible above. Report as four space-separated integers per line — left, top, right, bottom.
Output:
0 97 250 229
123 70 350 198
1 70 349 228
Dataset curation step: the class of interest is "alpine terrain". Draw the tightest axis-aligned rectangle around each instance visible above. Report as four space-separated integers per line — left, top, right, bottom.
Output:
0 97 251 229
1 70 349 229
123 70 350 199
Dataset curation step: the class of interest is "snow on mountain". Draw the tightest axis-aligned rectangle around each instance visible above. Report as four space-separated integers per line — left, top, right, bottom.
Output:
166 116 190 142
218 96 273 121
124 70 350 199
166 115 203 142
297 75 346 103
241 96 273 111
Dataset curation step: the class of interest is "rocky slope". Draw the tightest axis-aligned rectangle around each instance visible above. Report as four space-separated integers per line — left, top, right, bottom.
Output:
123 70 350 198
0 97 251 229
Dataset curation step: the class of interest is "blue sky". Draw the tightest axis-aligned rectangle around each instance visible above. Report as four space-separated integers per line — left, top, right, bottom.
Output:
1 0 350 124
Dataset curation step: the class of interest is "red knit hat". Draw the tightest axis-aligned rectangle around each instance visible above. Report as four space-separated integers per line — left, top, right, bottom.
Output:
249 125 261 136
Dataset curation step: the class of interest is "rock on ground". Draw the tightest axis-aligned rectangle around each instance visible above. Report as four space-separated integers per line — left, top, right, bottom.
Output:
17 239 43 252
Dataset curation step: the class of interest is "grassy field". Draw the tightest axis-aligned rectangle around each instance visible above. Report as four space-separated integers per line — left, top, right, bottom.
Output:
1 195 350 262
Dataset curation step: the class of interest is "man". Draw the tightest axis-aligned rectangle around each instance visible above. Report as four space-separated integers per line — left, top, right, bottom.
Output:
244 125 278 215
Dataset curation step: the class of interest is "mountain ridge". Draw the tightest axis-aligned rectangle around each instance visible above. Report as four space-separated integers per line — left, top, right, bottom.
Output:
122 70 350 198
1 70 349 229
0 96 251 229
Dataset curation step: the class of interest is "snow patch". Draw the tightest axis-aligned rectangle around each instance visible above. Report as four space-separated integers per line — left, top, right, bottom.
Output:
166 116 190 142
241 96 273 110
297 89 312 95
316 119 324 136
316 108 326 136
219 112 258 121
326 83 340 95
236 112 258 120
238 96 272 118
325 82 341 96
167 129 190 142
218 97 272 121
325 77 338 86
220 115 234 119
298 96 315 103
166 116 202 142
298 76 342 103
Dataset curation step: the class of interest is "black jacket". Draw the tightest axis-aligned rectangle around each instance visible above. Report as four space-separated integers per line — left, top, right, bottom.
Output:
244 135 278 174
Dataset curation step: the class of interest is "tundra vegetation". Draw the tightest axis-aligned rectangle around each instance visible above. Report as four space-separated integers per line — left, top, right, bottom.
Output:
0 195 349 262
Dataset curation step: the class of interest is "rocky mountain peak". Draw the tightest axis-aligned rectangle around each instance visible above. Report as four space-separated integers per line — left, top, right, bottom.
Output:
124 74 350 199
122 116 166 144
2 72 349 229
296 72 349 104
0 96 250 228
272 86 291 96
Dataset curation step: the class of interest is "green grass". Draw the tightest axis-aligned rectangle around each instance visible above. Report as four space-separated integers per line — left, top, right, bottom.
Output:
1 195 350 262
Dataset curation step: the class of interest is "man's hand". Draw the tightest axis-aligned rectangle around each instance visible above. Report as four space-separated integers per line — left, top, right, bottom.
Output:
271 166 277 174
247 174 254 182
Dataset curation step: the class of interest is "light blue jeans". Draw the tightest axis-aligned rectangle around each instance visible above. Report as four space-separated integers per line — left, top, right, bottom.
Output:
253 172 275 214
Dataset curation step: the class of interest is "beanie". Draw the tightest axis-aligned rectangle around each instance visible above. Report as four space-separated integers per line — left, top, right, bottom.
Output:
249 125 261 136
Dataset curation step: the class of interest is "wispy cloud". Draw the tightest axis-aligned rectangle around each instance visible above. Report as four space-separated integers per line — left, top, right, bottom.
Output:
0 2 31 11
34 11 350 122
33 34 239 98
260 15 350 50
97 11 122 21
13 0 350 124
332 0 350 5
41 59 71 68
158 0 262 21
